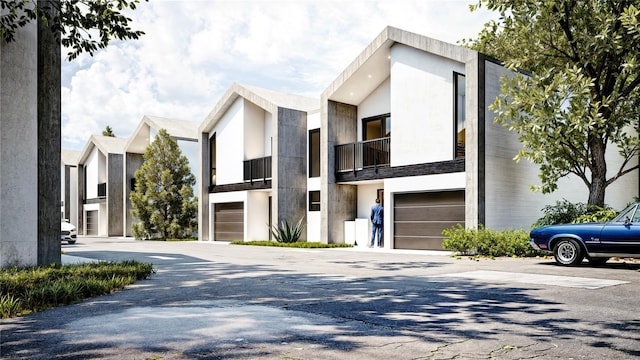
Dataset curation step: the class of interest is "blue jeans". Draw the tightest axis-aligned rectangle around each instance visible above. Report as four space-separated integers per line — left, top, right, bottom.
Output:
371 223 383 247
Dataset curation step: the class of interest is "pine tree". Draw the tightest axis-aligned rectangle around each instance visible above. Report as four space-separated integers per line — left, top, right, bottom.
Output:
130 129 197 240
102 126 115 137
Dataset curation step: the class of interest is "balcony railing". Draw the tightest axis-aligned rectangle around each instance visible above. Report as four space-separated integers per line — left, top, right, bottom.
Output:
335 137 390 173
243 156 272 182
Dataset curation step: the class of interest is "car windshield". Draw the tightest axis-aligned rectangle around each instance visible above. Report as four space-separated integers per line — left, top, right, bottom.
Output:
611 203 639 223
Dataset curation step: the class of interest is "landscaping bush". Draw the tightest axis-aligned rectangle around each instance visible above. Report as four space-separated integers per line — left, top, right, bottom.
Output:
442 224 545 257
533 199 618 227
0 261 154 318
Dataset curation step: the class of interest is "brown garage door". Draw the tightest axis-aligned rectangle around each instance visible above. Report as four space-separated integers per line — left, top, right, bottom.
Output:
394 191 465 250
86 210 98 236
214 202 244 241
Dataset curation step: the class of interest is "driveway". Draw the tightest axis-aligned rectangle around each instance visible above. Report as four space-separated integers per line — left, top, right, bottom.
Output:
1 237 639 359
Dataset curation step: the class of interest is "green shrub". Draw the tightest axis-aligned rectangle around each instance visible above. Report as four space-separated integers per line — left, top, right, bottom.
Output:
269 218 305 243
442 224 545 257
0 294 23 318
533 199 617 227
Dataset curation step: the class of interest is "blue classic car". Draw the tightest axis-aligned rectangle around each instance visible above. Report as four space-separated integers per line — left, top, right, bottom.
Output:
530 202 640 266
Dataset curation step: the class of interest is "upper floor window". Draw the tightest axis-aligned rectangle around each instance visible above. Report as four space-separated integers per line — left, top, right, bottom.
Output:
363 114 391 141
309 129 320 178
454 72 466 159
209 134 216 186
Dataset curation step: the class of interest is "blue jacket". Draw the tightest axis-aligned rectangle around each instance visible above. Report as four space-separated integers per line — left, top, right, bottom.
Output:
370 204 384 225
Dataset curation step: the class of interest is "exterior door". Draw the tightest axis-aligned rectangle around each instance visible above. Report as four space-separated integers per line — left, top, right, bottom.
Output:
214 202 244 241
393 191 464 250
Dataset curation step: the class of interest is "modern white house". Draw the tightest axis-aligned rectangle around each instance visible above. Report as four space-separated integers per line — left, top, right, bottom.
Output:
123 115 199 237
320 26 638 250
198 83 319 242
76 135 128 236
61 149 81 224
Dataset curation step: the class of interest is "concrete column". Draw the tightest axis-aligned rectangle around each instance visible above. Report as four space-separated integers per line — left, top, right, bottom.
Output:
107 154 124 236
0 21 39 267
124 152 143 236
320 100 358 244
198 131 211 241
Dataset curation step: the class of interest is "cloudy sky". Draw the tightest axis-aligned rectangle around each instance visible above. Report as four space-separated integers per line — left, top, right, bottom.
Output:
61 0 496 150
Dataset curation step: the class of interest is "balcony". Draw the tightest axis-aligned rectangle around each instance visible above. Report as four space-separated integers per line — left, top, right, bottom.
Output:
244 156 272 183
335 137 390 173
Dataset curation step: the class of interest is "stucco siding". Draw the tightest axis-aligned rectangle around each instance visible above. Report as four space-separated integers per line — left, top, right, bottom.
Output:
390 44 465 167
214 97 245 185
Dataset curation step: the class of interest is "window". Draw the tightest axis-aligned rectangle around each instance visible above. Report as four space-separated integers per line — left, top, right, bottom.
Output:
209 134 216 186
363 114 391 140
309 129 320 178
309 191 320 211
454 73 466 159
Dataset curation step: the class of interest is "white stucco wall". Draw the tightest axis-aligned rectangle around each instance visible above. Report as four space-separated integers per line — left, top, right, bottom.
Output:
357 78 390 138
483 61 639 230
306 112 321 242
244 99 266 160
86 147 99 199
390 44 465 166
212 98 245 185
247 190 270 241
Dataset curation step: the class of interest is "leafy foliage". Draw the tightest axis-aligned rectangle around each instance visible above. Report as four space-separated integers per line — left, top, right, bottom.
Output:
102 125 115 137
269 218 305 243
0 261 154 318
232 240 353 248
130 129 197 240
464 1 640 206
0 0 146 60
442 224 545 258
532 199 617 227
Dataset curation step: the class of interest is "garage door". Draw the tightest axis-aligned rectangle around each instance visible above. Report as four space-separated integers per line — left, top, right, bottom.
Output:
86 210 98 236
394 191 465 250
214 202 244 241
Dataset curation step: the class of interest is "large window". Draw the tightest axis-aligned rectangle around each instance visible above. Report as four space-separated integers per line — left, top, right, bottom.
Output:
309 191 320 211
209 134 216 186
454 73 466 159
363 114 391 140
309 129 320 178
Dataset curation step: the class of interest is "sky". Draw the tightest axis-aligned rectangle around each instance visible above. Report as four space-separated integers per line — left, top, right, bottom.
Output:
61 0 497 151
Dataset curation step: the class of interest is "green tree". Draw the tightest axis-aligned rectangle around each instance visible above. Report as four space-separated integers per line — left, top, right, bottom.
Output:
1 0 146 60
102 125 115 137
130 129 197 240
1 0 145 265
466 1 640 207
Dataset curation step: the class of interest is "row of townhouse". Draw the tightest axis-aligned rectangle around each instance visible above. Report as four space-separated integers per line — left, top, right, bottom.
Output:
63 26 638 250
62 116 199 237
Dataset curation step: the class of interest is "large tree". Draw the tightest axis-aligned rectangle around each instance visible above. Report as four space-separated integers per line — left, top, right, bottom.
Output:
1 0 145 265
130 129 197 240
466 1 640 207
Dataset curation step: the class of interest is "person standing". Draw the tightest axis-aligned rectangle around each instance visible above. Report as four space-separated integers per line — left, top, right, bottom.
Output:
370 198 384 248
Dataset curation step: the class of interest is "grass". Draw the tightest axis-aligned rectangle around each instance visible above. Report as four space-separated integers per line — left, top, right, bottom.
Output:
231 240 353 248
0 260 155 318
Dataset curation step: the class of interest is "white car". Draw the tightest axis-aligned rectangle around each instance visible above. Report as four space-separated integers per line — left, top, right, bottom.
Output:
61 220 77 244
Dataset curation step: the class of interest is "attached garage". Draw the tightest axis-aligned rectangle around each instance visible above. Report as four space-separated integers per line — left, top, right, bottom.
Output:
214 202 244 241
86 210 98 236
394 191 465 250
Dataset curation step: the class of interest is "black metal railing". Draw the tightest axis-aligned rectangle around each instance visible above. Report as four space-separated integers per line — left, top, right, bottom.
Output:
243 156 272 182
335 137 390 172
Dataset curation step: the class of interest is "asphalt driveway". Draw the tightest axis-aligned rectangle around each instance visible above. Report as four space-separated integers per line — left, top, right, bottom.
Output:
1 237 639 359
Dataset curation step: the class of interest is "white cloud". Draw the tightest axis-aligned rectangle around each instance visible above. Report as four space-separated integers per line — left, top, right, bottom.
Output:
61 0 496 150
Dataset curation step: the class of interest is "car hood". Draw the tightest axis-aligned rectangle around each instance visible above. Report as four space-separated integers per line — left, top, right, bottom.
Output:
61 222 76 231
530 222 604 236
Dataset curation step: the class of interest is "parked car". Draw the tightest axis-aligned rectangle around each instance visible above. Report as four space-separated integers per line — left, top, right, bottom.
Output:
61 220 77 244
530 202 640 266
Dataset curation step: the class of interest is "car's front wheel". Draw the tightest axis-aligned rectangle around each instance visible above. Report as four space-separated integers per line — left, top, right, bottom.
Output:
553 239 584 266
